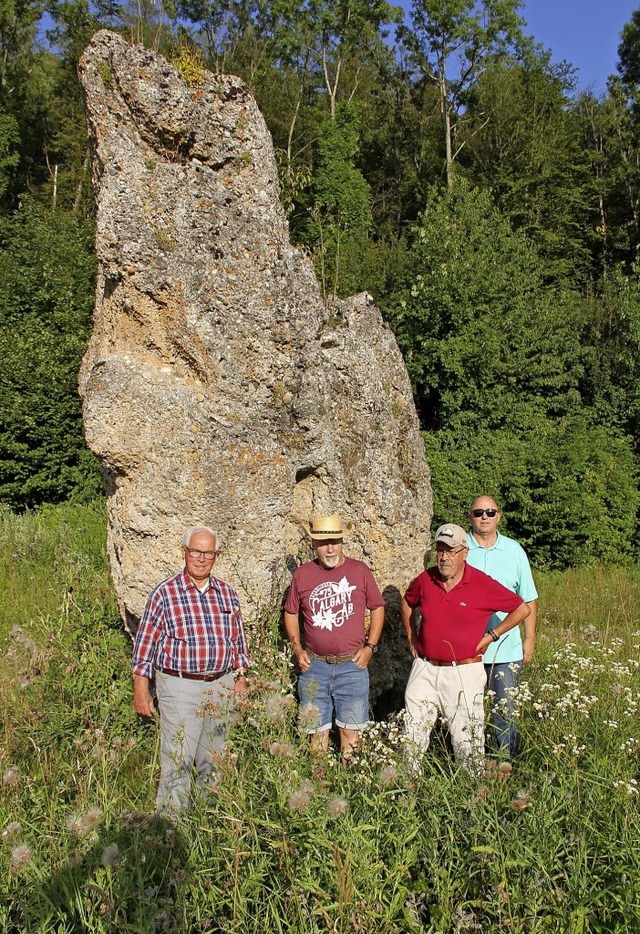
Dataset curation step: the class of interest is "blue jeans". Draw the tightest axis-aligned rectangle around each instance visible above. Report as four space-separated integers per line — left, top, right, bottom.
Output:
298 657 370 733
485 661 522 756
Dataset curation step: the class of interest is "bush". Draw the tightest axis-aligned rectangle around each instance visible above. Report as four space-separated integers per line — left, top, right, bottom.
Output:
425 418 639 568
0 201 100 509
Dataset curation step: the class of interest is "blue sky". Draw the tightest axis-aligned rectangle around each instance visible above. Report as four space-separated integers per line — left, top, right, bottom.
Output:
520 0 638 94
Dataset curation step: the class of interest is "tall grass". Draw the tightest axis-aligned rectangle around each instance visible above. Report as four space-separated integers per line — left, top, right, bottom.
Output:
0 503 638 932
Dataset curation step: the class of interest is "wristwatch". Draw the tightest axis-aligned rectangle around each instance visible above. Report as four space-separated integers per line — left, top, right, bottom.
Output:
365 642 379 654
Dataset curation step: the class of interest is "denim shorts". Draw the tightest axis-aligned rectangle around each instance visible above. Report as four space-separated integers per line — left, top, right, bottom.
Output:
298 657 370 733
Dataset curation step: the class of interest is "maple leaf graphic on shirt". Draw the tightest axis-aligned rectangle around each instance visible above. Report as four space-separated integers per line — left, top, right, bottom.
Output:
336 577 356 599
312 608 339 630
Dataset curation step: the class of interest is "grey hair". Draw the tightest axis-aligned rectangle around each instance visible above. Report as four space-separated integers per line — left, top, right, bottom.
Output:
183 526 219 550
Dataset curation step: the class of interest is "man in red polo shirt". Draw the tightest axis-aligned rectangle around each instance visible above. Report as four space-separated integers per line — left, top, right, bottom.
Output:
402 523 530 772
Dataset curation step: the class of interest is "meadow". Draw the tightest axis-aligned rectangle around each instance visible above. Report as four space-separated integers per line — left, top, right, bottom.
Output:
0 502 638 933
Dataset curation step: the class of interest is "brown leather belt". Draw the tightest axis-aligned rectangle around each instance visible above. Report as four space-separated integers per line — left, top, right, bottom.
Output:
421 655 482 667
157 667 228 682
310 650 359 665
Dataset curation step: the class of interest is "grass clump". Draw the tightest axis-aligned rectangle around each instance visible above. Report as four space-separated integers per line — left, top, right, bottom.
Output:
0 505 638 932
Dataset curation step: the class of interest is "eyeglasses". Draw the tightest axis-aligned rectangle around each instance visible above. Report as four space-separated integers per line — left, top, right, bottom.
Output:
185 548 216 559
471 508 498 518
435 545 466 555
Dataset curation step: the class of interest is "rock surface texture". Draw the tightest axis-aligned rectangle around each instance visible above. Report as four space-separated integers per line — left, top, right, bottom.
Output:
79 31 432 703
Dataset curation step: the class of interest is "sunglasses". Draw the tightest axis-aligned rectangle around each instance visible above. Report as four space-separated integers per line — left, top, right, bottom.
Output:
471 508 498 518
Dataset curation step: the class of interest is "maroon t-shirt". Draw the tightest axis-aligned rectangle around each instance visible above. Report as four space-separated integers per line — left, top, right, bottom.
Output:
404 563 524 662
285 557 385 655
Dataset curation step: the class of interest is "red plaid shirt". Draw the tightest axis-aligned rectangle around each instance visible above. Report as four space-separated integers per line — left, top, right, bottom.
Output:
132 569 250 679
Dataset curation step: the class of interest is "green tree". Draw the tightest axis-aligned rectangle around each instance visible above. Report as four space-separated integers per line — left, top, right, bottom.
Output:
399 0 527 186
618 7 640 89
0 202 100 508
462 59 597 284
385 179 584 427
384 180 638 566
425 418 638 567
0 109 20 203
580 266 640 447
303 102 373 299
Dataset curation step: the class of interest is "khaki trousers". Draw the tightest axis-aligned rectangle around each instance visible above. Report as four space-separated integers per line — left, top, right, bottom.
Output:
404 657 486 772
155 670 235 812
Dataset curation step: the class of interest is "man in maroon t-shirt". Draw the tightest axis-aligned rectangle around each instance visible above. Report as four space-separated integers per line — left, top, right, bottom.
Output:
284 514 385 757
402 523 530 772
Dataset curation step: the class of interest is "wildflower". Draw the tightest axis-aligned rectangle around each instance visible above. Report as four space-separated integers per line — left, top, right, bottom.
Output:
510 791 532 811
264 693 296 723
10 843 33 874
170 868 187 886
100 843 120 867
326 796 348 818
120 810 147 830
287 780 314 811
483 758 497 776
197 699 224 718
379 764 398 786
2 821 21 839
269 741 295 758
67 806 103 838
2 766 21 788
613 779 638 796
298 703 320 729
498 761 513 776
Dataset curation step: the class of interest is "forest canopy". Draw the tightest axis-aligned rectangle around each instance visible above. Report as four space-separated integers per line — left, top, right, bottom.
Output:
2 0 640 568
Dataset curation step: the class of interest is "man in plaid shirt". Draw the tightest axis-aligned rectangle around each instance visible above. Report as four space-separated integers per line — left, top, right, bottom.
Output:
133 525 250 812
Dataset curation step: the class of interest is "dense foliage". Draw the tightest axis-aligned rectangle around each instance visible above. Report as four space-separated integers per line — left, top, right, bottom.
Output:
3 0 640 565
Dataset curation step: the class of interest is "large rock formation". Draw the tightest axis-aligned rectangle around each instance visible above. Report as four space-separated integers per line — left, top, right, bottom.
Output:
78 31 432 701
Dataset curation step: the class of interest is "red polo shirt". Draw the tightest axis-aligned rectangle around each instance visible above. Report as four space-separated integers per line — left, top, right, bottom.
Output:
404 563 524 662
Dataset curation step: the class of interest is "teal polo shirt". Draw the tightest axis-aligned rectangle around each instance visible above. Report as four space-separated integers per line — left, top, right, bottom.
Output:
466 531 538 664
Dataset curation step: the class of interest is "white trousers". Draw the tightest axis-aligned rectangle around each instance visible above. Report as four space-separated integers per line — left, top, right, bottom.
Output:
155 670 235 812
404 658 486 772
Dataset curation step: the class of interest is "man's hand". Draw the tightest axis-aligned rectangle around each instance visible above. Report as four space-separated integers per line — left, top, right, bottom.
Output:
353 645 373 669
475 633 493 655
234 675 249 696
401 598 419 659
292 645 311 672
522 636 535 664
133 674 156 718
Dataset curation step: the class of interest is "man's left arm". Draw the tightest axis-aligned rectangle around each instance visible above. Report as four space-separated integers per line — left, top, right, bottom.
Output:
515 548 538 664
522 599 537 664
230 603 250 695
475 601 530 656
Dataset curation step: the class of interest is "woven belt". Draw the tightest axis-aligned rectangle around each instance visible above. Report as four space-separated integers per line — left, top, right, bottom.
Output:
311 650 358 665
157 667 228 682
421 655 482 667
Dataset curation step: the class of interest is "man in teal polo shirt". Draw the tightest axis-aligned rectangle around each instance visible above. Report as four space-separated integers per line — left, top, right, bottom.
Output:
466 495 538 756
